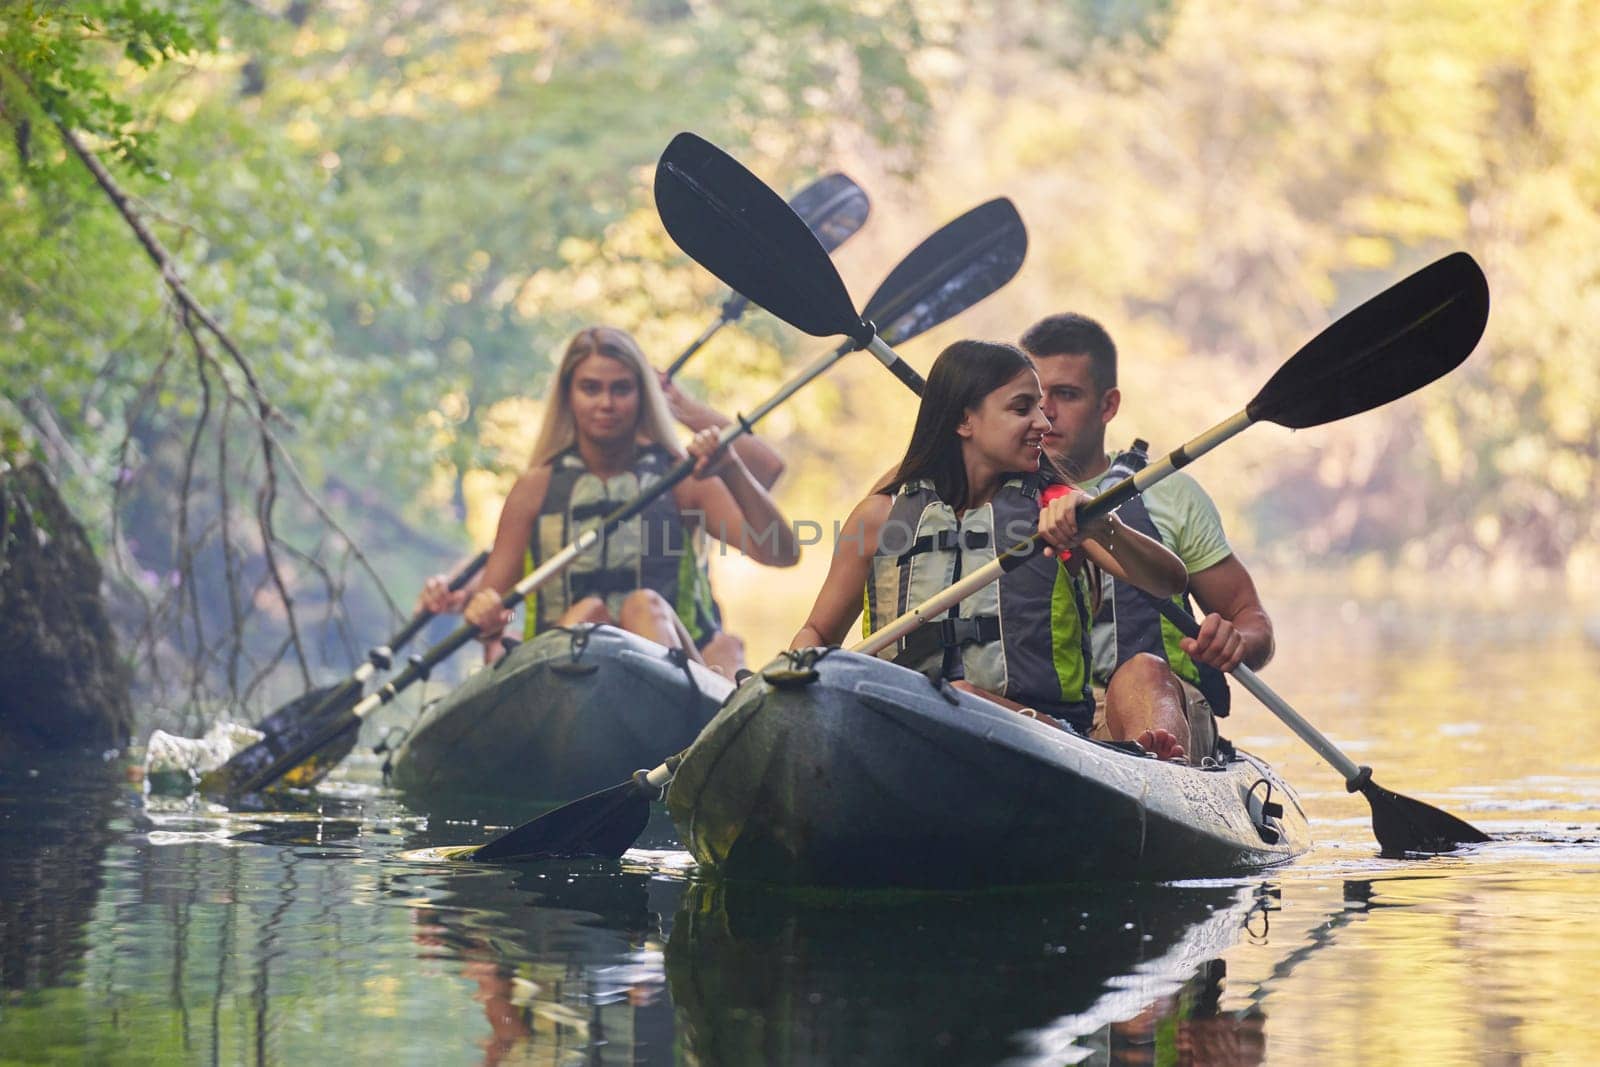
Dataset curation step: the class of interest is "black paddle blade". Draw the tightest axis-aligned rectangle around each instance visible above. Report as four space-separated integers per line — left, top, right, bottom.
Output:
197 680 362 795
864 198 1028 347
1361 776 1491 856
470 775 655 863
790 172 871 254
655 133 871 345
1248 251 1490 430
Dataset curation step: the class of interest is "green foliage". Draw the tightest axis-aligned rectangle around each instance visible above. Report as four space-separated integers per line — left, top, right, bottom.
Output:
0 0 218 175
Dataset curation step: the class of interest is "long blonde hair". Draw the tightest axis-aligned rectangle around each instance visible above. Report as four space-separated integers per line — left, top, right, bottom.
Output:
527 326 683 469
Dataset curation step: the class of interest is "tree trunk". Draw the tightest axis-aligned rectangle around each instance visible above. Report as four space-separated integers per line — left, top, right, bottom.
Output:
0 462 132 754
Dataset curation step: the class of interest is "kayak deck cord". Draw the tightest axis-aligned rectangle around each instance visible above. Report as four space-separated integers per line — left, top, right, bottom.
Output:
664 645 703 707
1246 776 1286 844
560 625 593 664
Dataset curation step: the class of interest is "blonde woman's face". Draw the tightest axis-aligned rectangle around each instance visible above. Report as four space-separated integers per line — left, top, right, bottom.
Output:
568 352 640 445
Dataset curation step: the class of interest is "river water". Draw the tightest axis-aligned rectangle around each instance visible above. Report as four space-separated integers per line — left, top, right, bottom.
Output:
3 601 1598 1065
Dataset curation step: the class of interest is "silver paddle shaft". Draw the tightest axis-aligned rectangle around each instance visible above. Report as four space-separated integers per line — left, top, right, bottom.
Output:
1230 662 1362 782
664 317 729 378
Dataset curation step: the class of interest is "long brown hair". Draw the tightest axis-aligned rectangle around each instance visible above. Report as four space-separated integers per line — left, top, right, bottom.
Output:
887 339 1062 508
527 326 681 468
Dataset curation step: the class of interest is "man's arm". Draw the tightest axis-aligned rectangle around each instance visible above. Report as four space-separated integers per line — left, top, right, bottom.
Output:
661 374 786 488
1184 554 1274 673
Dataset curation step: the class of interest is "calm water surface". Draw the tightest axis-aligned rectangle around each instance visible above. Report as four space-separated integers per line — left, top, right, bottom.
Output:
3 602 1599 1065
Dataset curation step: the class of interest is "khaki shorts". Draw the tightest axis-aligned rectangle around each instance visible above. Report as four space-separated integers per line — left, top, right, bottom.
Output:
1090 676 1216 759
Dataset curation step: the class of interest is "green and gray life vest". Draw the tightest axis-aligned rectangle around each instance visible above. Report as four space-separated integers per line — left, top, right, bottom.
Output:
525 445 720 644
863 475 1097 729
1092 442 1230 715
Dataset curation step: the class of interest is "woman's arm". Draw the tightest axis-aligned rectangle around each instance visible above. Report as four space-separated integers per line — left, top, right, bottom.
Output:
676 429 800 567
1079 513 1188 599
1037 489 1186 600
462 466 552 635
660 374 786 489
790 494 890 648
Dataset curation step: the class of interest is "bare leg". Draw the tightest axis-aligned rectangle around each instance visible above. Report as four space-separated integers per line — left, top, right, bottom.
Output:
558 596 614 627
700 631 746 676
949 680 1066 730
1104 652 1190 763
617 589 708 666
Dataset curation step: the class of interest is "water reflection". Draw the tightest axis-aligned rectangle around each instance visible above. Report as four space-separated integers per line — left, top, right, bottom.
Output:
0 755 125 995
10 601 1600 1063
403 857 685 1065
667 880 1275 1065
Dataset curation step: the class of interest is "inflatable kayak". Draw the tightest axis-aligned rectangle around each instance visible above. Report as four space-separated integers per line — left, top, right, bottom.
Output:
666 648 1310 888
389 624 732 806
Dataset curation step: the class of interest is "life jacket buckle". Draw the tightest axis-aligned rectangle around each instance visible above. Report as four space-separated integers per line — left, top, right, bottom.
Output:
935 616 1001 647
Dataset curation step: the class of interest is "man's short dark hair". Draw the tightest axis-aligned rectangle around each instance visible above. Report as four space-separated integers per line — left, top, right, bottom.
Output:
1019 313 1117 393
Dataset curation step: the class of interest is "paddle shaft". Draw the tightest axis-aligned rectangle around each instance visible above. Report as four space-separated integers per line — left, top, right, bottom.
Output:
664 312 736 379
205 548 489 794
351 332 906 721
1156 600 1363 782
852 409 1253 657
381 549 489 666
330 548 488 693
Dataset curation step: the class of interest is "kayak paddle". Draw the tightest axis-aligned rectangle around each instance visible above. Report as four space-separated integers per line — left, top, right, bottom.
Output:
199 549 489 796
469 250 1488 863
856 251 1490 656
1157 600 1489 854
465 145 1029 863
663 171 870 378
231 134 1023 801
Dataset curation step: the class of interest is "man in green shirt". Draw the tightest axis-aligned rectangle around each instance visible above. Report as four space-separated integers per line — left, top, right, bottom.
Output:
1019 313 1275 763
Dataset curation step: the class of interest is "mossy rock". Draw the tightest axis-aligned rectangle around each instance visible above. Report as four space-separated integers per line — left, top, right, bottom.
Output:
0 461 132 754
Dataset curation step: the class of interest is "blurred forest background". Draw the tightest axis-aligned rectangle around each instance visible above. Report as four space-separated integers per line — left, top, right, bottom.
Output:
4 0 1597 726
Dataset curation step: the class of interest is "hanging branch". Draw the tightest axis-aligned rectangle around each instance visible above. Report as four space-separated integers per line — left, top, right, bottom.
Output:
51 116 404 713
215 398 246 699
171 303 312 690
176 336 214 711
107 334 180 703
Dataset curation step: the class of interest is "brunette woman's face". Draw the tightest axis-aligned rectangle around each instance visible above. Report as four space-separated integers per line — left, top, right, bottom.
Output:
568 352 640 444
957 367 1051 473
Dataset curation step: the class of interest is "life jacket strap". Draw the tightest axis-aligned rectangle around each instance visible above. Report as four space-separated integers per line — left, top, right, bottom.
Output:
895 614 1002 666
569 499 620 523
568 568 639 600
897 529 991 566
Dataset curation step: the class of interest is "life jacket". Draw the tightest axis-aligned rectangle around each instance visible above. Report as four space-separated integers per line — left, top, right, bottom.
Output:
525 445 719 644
862 475 1096 729
1091 441 1230 716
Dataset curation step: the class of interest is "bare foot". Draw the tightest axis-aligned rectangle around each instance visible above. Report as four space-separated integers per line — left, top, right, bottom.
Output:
1136 728 1188 764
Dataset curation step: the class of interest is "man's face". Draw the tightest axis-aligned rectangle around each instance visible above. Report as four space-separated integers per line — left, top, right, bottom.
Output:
1033 352 1119 475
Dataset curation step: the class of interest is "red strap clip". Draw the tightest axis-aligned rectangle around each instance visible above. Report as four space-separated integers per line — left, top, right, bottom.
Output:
1037 484 1076 563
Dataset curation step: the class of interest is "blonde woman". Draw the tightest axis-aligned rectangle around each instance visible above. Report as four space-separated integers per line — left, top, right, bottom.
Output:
431 327 799 670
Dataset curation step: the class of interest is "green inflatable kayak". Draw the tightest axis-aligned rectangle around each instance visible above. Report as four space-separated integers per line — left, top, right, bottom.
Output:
666 648 1311 888
390 624 732 807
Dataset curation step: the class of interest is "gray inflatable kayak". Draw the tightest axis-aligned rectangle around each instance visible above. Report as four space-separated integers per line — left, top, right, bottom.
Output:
666 648 1311 888
390 624 732 806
